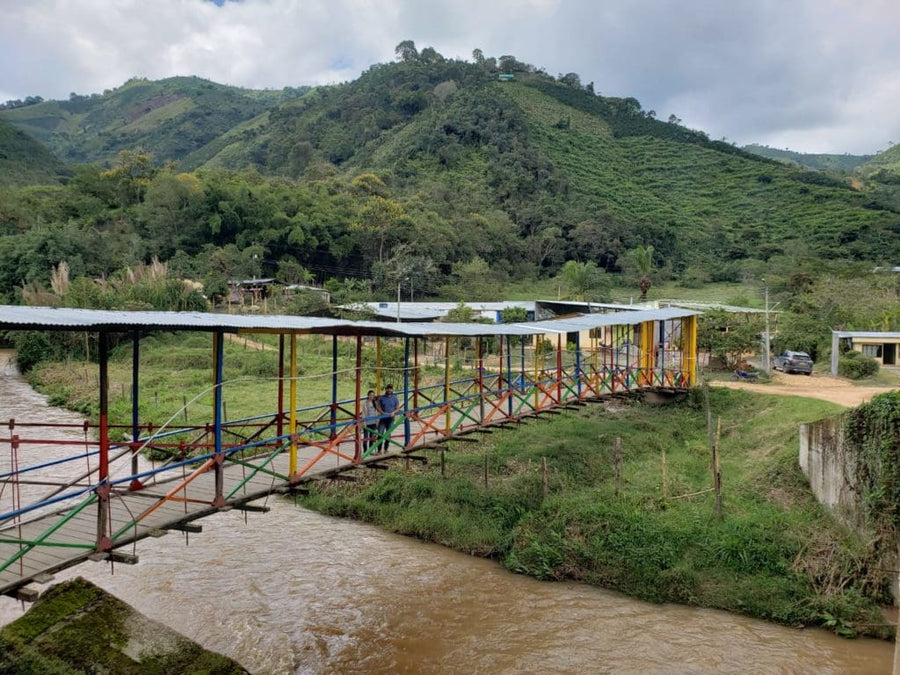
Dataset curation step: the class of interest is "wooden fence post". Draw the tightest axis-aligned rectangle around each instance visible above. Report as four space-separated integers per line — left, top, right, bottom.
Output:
712 417 723 519
661 445 668 499
542 456 549 499
614 436 623 497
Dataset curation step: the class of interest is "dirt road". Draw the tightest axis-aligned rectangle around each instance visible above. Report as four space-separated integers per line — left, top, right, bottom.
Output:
713 371 896 407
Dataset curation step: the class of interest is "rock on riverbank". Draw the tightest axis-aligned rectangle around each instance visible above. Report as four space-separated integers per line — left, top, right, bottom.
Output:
0 577 247 674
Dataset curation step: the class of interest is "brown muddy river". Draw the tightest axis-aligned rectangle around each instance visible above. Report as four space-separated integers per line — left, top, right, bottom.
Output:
0 351 893 673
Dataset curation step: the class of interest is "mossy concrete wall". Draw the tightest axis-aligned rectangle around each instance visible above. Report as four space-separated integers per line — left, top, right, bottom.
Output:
799 413 861 527
800 414 900 601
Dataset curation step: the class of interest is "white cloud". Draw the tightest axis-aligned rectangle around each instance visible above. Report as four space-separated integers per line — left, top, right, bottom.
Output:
1 0 898 153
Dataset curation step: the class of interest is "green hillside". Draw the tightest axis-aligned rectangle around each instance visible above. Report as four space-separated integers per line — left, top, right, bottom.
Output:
1 47 899 307
742 144 871 172
0 118 68 186
861 143 900 175
0 76 307 167
197 56 899 276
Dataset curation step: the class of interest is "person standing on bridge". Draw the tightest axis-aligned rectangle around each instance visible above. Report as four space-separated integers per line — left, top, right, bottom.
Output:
376 384 400 453
362 390 379 453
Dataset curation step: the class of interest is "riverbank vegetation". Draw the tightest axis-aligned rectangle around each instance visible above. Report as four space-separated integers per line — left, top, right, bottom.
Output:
299 388 894 638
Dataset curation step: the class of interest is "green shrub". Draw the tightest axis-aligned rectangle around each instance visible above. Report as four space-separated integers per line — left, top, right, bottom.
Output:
13 331 54 372
838 351 879 379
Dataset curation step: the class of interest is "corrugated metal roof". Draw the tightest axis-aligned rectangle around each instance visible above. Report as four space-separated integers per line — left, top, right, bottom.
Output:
0 305 698 338
659 300 772 314
833 330 900 339
354 301 535 321
0 306 350 332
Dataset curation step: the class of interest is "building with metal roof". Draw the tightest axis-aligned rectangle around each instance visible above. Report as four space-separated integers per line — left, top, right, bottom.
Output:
831 330 900 374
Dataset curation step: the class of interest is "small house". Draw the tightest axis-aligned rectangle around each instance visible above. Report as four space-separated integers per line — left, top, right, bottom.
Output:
831 330 900 373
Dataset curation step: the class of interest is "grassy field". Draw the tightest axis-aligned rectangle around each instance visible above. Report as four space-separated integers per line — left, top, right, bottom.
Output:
300 387 893 638
30 331 465 432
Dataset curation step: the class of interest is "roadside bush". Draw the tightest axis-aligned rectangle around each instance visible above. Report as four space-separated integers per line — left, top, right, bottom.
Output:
838 351 879 379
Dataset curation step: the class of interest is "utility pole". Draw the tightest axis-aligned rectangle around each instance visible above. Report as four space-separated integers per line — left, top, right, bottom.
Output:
396 276 409 323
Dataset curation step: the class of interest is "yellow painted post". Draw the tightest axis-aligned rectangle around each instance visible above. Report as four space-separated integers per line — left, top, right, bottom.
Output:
376 337 382 394
289 333 298 475
640 321 655 385
556 333 563 403
444 336 451 432
686 315 698 386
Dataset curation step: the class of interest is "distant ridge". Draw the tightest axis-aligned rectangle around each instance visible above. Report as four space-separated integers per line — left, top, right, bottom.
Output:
0 76 307 168
742 143 872 172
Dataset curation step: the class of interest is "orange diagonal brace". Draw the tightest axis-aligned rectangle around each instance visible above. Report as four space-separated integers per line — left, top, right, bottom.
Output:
289 423 360 481
120 456 216 532
482 389 514 423
407 404 452 447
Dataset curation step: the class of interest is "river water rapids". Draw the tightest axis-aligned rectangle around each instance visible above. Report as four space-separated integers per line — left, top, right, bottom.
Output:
0 351 893 673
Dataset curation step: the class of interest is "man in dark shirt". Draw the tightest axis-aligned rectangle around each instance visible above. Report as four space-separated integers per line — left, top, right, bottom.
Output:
376 384 399 452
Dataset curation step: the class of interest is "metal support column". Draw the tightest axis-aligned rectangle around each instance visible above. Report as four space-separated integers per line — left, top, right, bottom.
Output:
129 330 143 491
212 330 225 507
289 334 298 476
506 335 513 417
403 337 411 448
575 331 582 398
520 337 526 398
277 335 284 440
477 337 485 423
96 331 112 550
444 337 451 433
556 333 563 404
376 337 382 395
413 338 420 412
354 335 362 461
330 335 338 440
686 315 698 386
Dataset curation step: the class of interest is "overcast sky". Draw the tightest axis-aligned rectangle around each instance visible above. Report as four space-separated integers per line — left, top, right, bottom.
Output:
2 0 898 155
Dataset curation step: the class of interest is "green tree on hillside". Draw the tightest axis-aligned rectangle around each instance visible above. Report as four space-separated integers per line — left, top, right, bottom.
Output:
556 260 609 301
353 196 408 264
395 40 418 62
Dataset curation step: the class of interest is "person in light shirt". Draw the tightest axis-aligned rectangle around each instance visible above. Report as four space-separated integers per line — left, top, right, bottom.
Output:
361 389 379 453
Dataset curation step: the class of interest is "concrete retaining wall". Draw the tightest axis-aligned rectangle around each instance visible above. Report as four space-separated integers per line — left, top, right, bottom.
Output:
799 413 861 528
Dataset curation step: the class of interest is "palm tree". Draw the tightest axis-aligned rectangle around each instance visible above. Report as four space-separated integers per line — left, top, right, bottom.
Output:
627 245 655 301
558 260 608 301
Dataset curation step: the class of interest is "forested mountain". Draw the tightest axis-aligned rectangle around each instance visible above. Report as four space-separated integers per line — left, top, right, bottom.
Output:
741 144 872 172
1 45 899 308
0 118 69 186
0 76 307 168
